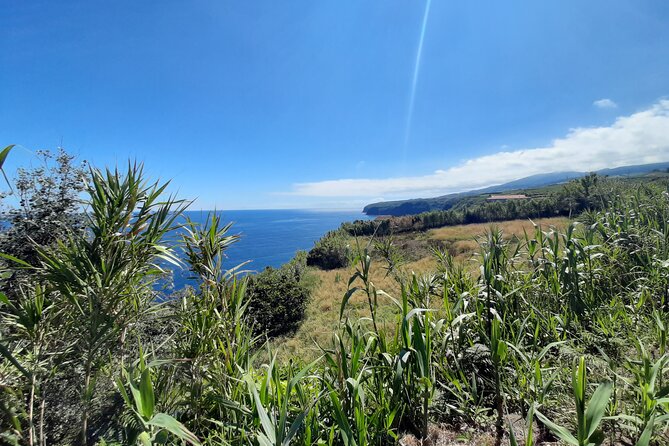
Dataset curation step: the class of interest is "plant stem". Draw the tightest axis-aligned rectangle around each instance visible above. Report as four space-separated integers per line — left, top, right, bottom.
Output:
28 374 35 446
494 372 503 446
80 356 93 446
39 396 46 446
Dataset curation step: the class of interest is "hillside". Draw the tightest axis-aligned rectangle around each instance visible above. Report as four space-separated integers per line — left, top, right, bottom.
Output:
279 217 570 362
363 161 669 215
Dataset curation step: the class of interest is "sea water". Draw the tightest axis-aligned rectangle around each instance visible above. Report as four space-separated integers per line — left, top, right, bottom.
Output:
168 209 372 290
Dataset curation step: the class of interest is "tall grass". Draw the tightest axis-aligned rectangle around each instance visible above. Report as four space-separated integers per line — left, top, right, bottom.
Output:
2 166 669 445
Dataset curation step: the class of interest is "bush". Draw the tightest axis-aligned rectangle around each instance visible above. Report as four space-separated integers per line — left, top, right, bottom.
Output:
246 262 310 338
306 230 350 270
0 148 87 300
0 149 87 264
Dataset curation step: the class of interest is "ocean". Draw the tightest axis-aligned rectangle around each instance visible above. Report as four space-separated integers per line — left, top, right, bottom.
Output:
168 209 372 289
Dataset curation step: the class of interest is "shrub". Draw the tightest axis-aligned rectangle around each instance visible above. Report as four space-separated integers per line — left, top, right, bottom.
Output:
306 230 350 270
0 149 87 297
246 263 310 338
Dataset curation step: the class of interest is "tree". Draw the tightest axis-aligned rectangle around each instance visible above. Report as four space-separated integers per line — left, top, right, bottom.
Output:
0 149 88 297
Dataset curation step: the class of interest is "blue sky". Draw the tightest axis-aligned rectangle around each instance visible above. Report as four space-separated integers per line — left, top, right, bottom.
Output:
2 0 669 210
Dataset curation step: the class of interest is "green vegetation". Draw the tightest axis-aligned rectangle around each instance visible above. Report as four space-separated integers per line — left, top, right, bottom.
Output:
3 152 669 445
0 148 88 296
362 163 669 216
306 229 351 270
247 255 311 338
343 173 667 237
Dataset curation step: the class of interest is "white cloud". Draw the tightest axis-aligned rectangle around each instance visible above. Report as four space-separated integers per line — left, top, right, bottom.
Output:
593 98 618 109
287 100 669 199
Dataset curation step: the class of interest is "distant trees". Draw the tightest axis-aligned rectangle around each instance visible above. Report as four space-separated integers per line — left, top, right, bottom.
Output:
338 174 633 238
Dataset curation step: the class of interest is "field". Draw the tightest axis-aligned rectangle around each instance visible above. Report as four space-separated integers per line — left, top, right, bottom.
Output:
277 217 570 360
428 217 569 262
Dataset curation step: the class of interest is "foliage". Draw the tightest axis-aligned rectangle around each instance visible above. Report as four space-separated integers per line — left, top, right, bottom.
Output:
306 229 351 270
343 175 668 237
246 262 310 338
4 153 669 445
36 163 187 444
535 357 612 446
0 148 88 297
115 350 200 445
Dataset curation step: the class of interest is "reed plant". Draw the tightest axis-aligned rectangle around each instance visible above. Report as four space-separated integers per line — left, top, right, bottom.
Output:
3 157 669 445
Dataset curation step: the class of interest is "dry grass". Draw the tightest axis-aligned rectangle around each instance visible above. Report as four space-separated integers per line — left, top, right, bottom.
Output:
274 217 570 360
429 217 569 262
275 257 410 361
428 217 569 242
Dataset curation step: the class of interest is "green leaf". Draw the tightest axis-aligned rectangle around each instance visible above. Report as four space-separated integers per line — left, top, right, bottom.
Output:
0 253 32 268
496 340 508 363
526 405 535 446
0 342 31 379
327 386 355 446
534 409 579 446
130 380 145 420
137 431 152 446
283 409 309 446
573 357 586 409
114 376 132 407
0 145 13 192
340 287 360 320
508 418 519 446
538 340 568 359
585 381 612 439
635 415 655 446
0 145 14 170
147 413 201 445
244 375 276 445
139 368 155 419
256 433 273 446
508 406 534 446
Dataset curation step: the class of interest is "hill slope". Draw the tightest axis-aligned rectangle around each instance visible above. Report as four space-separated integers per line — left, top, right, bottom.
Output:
363 162 669 216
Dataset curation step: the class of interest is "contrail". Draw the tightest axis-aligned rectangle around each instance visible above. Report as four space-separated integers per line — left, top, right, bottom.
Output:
403 0 432 152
